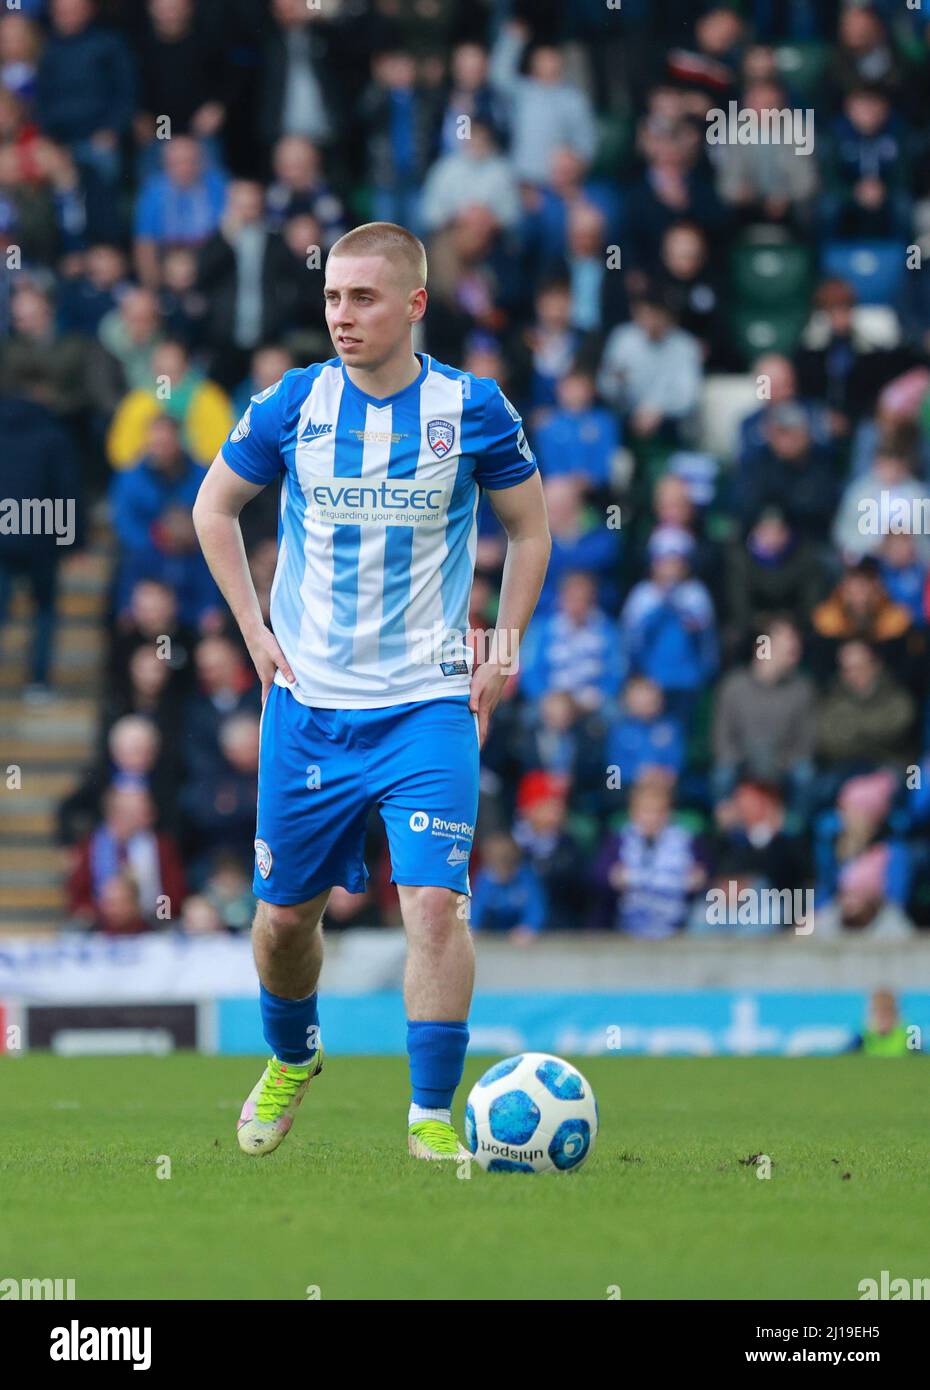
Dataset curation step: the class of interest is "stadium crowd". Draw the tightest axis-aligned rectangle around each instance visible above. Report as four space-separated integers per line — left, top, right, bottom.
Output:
1 0 930 937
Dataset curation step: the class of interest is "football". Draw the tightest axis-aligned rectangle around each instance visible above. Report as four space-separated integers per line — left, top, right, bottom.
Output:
465 1053 598 1173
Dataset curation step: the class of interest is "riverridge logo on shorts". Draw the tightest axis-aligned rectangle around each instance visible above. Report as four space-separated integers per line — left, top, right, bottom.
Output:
254 839 273 879
408 813 475 842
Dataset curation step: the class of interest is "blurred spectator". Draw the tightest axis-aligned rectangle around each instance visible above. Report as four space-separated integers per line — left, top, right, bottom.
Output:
108 577 198 702
57 244 131 337
195 179 300 388
822 84 911 241
0 282 91 421
58 711 178 846
795 278 913 429
714 76 817 230
134 0 226 151
533 365 620 492
436 41 508 157
536 476 621 617
597 290 703 442
97 286 164 397
519 571 624 712
833 448 930 563
265 135 346 243
713 615 817 801
591 778 708 936
815 768 908 906
180 710 260 873
34 0 135 192
420 116 519 233
606 675 686 788
107 337 233 469
816 641 915 771
846 989 916 1055
655 221 727 368
714 778 811 902
0 387 81 700
182 634 260 782
359 47 440 232
811 557 915 680
0 11 41 105
815 846 915 940
110 413 221 626
469 832 546 941
257 0 339 151
488 24 597 187
133 134 228 287
734 401 839 542
620 526 718 727
67 784 186 930
511 770 587 931
724 507 827 654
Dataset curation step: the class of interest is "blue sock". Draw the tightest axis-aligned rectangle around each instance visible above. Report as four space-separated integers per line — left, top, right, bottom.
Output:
259 983 320 1065
407 1019 469 1108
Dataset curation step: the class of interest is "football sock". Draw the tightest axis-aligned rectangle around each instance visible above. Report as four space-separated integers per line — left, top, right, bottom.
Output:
259 983 320 1065
407 1019 469 1109
408 1103 452 1126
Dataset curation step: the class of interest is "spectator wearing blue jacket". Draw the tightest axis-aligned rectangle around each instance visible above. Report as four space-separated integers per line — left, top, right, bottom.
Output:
35 0 135 185
534 366 620 492
621 526 718 728
519 571 624 712
537 475 622 617
606 676 686 787
110 413 220 628
470 833 546 941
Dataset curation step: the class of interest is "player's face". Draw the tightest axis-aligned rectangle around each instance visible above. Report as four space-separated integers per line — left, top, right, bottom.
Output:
324 254 419 369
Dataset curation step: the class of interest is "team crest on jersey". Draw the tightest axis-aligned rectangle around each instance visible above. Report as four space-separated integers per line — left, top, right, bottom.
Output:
427 419 455 457
254 838 273 879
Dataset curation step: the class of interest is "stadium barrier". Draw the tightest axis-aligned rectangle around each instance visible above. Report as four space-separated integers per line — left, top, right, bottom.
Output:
2 932 929 1056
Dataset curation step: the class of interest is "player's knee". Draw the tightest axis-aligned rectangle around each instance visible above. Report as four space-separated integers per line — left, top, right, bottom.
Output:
255 898 323 937
404 885 466 938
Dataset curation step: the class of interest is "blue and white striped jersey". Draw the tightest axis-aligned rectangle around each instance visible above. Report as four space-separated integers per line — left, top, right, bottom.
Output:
221 352 537 708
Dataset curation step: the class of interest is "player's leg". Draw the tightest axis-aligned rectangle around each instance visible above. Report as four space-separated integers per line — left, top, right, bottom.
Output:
373 694 479 1160
398 883 473 1159
238 894 330 1156
237 686 369 1156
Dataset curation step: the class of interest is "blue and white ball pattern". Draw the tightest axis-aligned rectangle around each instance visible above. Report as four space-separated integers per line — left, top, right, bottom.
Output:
465 1053 598 1173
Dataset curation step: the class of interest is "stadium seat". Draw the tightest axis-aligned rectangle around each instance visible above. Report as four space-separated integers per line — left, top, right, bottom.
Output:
774 42 830 101
698 374 761 462
821 241 906 306
727 306 809 366
730 242 814 311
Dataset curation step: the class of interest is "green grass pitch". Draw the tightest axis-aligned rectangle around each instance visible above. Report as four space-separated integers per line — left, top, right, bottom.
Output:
0 1054 926 1300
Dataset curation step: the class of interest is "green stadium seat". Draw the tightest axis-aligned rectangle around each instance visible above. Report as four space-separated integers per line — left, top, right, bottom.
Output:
728 305 809 366
729 242 814 310
774 42 830 101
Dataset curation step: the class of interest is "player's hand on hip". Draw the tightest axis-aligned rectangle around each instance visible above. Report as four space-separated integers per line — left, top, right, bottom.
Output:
469 662 509 749
247 626 296 704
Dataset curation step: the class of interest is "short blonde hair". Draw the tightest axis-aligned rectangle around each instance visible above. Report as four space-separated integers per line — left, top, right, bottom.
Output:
327 222 427 291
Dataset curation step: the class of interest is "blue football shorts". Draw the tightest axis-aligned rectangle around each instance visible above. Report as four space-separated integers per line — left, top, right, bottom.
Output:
252 684 480 905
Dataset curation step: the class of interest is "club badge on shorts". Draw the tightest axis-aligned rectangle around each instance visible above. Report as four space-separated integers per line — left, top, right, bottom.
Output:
254 838 273 879
426 419 455 457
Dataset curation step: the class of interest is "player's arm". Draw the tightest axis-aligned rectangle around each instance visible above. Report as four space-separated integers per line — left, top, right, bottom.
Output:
192 454 295 701
472 471 551 745
485 471 551 659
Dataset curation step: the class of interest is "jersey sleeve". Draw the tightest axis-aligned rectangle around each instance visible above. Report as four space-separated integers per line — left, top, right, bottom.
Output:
474 384 539 490
220 377 287 486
